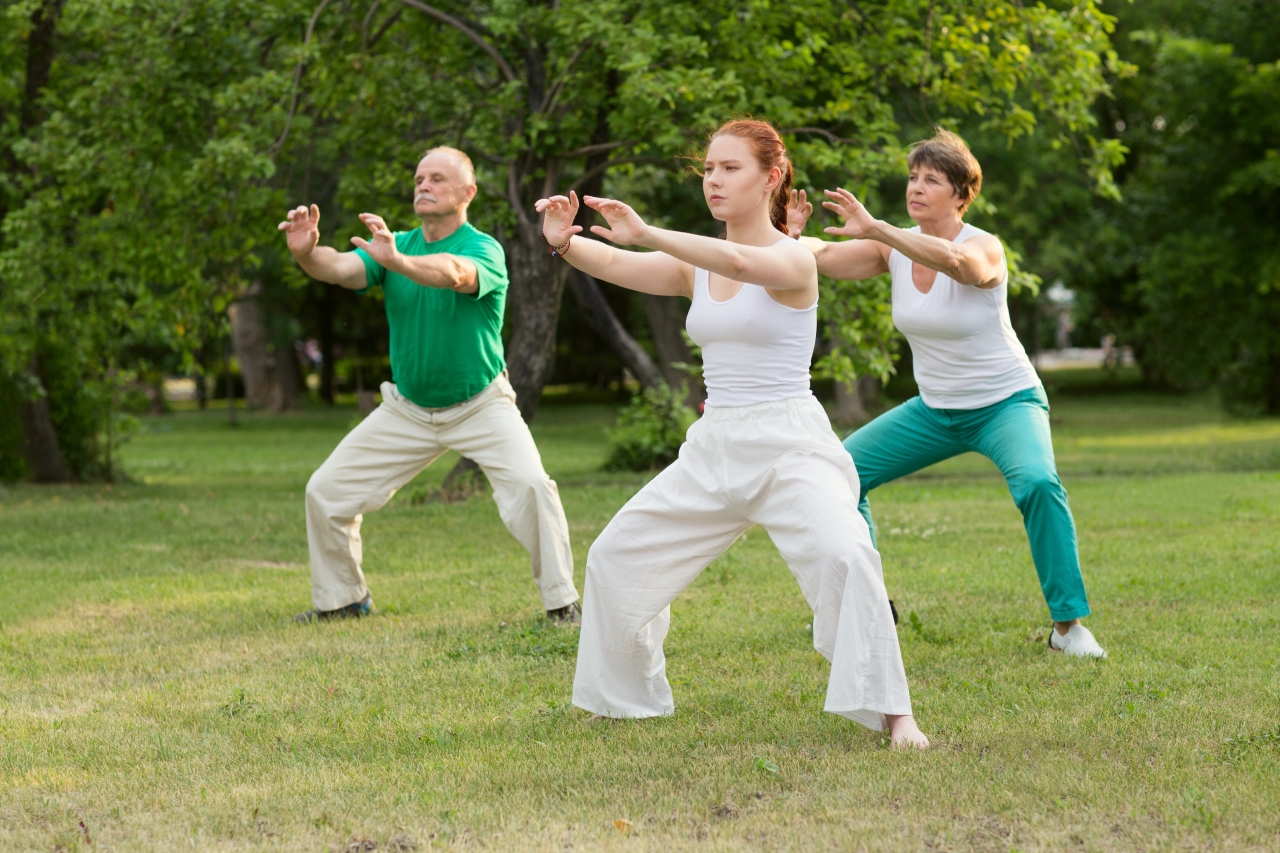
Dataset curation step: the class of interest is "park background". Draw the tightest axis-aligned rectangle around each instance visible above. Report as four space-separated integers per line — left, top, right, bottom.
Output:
1 0 1277 850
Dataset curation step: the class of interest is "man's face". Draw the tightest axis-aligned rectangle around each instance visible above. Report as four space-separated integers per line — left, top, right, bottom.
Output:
413 152 476 218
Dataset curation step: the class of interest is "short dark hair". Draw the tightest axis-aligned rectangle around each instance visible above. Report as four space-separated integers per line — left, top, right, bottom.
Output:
907 128 982 214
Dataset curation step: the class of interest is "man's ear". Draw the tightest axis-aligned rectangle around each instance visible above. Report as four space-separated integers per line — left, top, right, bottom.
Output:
464 184 478 205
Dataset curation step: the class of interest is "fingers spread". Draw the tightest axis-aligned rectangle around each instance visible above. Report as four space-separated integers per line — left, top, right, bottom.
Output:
350 236 370 248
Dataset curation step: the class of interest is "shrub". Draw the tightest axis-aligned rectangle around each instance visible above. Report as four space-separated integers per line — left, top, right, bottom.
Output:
603 383 698 472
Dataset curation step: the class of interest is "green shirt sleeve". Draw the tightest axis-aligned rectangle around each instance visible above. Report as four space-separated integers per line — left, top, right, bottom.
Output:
458 231 509 300
353 246 388 294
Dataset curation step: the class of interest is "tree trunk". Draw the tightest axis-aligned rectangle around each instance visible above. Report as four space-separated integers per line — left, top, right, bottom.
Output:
229 293 271 409
567 269 663 390
194 345 208 410
642 293 705 406
19 358 71 482
834 377 866 426
1267 351 1280 415
269 343 302 412
10 2 68 479
503 226 566 422
317 282 336 404
229 287 299 412
834 373 882 428
223 342 238 427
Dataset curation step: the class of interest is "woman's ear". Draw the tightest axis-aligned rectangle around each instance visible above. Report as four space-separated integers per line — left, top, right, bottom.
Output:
764 165 782 193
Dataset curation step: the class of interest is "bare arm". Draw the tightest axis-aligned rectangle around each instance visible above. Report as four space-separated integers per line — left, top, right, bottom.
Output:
822 189 1005 288
278 205 367 290
581 194 816 291
352 214 478 294
787 190 889 280
535 192 691 297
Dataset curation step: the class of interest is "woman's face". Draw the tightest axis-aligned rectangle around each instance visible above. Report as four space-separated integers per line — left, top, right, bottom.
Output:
905 163 962 222
702 134 779 223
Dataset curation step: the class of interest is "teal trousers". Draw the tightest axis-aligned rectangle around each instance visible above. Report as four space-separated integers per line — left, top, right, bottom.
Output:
842 386 1091 622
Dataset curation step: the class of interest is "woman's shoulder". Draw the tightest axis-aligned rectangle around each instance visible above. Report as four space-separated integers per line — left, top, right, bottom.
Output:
956 222 998 244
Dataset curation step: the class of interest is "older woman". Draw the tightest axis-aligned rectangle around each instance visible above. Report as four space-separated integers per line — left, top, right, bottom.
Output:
789 129 1105 658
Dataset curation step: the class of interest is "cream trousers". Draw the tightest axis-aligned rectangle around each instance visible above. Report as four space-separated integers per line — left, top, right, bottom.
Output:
572 395 911 731
304 374 578 612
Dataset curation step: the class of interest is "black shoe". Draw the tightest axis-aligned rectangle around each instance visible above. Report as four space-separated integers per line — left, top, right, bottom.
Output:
295 592 373 623
547 601 581 626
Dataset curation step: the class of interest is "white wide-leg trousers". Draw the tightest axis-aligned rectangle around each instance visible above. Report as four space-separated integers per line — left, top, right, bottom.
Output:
572 396 911 731
304 374 578 613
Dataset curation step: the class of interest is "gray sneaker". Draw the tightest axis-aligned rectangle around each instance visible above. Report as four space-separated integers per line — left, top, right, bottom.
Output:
294 592 373 624
547 601 581 626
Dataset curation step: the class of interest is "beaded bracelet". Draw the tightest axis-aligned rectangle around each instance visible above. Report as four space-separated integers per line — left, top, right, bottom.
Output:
541 231 571 258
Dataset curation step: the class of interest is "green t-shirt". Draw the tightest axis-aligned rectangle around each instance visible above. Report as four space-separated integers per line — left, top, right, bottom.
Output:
355 223 508 408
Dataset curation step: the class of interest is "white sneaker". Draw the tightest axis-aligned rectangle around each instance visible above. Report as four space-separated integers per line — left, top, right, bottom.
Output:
1049 624 1107 659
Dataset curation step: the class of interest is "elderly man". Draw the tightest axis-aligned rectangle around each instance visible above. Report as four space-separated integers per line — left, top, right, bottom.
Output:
279 147 580 624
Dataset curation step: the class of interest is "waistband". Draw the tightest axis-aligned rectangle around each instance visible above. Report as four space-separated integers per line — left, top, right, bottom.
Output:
701 394 823 422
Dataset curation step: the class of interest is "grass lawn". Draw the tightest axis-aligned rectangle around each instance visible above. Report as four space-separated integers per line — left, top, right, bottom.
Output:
1 384 1278 851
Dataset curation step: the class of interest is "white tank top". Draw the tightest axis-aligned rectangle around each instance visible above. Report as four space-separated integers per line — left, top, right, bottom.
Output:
685 254 817 408
890 223 1039 409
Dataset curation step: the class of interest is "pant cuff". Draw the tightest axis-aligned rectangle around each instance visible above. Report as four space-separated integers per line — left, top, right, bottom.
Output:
1049 605 1092 622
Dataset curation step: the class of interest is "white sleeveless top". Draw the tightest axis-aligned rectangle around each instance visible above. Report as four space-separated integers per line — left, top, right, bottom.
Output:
685 254 817 408
890 223 1039 410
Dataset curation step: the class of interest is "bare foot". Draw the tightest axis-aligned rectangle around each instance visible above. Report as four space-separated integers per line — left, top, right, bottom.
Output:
885 714 930 750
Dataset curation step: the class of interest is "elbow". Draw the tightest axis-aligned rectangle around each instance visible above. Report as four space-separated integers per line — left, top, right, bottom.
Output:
943 252 966 280
451 261 477 293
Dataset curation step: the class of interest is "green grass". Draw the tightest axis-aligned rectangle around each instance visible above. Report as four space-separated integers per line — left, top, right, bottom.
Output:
1 384 1278 851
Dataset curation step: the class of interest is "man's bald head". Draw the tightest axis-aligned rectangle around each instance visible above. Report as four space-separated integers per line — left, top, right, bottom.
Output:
420 146 475 188
413 147 478 223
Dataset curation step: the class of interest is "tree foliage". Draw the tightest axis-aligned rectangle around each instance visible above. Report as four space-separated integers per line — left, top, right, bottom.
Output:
0 0 1129 480
1062 0 1280 411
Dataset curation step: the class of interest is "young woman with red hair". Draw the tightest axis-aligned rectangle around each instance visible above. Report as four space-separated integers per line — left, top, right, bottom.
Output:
536 119 929 748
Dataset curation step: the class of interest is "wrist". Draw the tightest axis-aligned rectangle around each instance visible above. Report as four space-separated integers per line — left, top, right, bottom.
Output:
867 219 891 240
635 224 659 250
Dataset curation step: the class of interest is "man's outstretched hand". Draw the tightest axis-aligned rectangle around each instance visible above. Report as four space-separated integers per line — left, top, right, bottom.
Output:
350 213 400 268
278 204 322 257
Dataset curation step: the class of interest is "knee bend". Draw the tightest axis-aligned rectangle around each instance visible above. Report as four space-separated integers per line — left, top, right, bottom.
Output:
1014 472 1064 506
305 470 327 503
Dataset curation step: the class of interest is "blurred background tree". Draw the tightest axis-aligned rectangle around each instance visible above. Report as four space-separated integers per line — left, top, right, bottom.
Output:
6 0 1273 483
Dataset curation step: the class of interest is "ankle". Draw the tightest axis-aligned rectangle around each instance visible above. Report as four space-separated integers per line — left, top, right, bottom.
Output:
1054 619 1081 635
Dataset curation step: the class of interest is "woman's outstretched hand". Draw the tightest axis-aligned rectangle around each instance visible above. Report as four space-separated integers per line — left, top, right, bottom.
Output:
582 195 650 246
534 191 584 247
786 189 812 239
821 188 880 239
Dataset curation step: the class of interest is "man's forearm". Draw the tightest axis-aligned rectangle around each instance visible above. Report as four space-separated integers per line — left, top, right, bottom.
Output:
293 246 365 289
386 254 478 294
